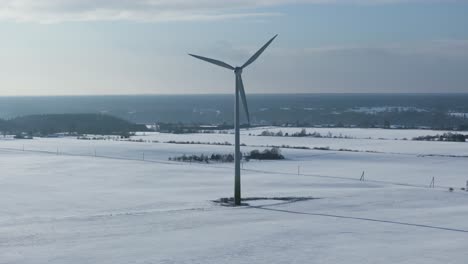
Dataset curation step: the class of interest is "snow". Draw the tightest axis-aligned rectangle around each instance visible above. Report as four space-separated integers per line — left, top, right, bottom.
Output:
239 126 468 139
449 112 468 118
1 128 468 263
347 106 428 114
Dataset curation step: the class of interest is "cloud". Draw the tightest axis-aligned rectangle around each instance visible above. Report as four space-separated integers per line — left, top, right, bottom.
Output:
2 36 467 94
301 40 468 58
0 0 285 23
236 39 468 93
0 0 463 23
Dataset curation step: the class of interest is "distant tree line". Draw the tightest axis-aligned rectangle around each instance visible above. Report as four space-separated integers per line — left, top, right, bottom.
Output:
169 153 234 163
165 140 236 146
413 133 466 142
258 129 352 139
258 109 468 131
245 148 284 161
156 122 254 134
0 114 147 137
169 148 285 163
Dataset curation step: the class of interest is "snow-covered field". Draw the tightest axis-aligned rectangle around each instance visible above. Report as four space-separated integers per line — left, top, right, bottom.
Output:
1 128 468 263
239 126 468 139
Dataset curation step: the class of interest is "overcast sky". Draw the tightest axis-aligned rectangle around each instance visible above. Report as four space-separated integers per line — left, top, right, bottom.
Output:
0 0 467 95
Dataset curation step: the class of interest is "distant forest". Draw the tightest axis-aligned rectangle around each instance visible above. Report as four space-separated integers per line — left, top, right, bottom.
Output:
0 114 147 136
0 94 467 130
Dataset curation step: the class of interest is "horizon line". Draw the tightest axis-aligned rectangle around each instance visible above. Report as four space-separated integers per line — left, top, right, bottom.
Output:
1 92 468 97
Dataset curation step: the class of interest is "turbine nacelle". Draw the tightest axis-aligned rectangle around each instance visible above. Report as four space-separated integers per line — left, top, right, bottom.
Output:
234 67 243 75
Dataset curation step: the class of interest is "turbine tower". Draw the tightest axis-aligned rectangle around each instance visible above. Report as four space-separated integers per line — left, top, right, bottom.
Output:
189 34 278 206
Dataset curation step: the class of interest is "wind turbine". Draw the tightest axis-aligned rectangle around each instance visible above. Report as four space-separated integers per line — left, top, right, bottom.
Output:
189 34 278 206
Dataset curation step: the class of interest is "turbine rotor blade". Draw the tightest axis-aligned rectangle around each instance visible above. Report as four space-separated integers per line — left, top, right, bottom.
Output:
188 54 234 70
241 34 278 69
236 74 250 125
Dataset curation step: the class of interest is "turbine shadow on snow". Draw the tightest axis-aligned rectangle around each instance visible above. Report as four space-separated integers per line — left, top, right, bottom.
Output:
250 206 468 234
212 196 317 207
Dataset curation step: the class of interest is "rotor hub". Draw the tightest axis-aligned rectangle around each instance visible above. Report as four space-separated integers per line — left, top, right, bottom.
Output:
234 67 243 74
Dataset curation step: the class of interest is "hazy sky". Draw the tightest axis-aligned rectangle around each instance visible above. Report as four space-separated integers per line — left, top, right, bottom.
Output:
1 0 468 95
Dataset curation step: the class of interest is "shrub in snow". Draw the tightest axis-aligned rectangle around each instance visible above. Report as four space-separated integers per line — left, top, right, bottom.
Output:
413 133 466 142
259 130 275 136
169 148 285 163
169 153 233 163
314 146 330 151
246 148 284 160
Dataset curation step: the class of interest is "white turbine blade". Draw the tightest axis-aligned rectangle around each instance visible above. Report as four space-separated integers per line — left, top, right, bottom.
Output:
241 34 278 69
188 54 234 70
236 74 250 125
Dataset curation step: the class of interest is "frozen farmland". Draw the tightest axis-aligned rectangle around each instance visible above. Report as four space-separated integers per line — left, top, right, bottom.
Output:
1 127 468 263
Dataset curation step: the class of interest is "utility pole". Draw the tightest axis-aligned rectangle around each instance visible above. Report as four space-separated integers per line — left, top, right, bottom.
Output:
430 177 435 188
